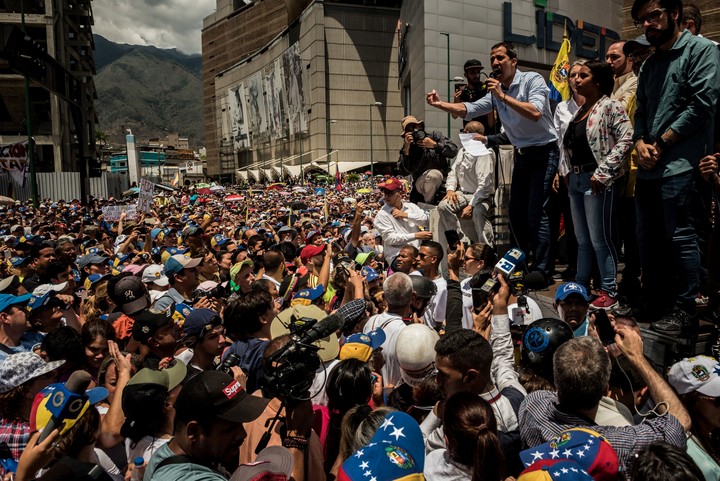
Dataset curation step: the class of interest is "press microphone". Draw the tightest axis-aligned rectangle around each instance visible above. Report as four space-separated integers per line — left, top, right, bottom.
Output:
296 313 344 347
478 248 525 297
489 70 500 79
37 370 92 443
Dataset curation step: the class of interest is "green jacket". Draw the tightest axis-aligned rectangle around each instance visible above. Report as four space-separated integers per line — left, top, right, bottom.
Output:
634 30 720 179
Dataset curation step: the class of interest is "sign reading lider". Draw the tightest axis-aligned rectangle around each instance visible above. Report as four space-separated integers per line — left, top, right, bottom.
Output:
503 2 621 59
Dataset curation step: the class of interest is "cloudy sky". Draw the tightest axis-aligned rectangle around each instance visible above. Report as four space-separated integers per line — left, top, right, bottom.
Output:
93 0 216 54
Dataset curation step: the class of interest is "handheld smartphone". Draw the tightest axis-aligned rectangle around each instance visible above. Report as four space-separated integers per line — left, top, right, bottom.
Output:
454 83 467 92
471 288 490 311
593 309 616 345
444 229 461 251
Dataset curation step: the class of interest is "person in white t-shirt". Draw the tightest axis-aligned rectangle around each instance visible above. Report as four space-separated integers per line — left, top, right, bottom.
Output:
416 241 446 329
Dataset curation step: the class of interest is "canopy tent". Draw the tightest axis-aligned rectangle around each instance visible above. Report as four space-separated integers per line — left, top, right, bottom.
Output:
312 161 373 175
236 170 248 181
283 165 302 178
269 165 283 178
263 169 276 181
248 170 261 181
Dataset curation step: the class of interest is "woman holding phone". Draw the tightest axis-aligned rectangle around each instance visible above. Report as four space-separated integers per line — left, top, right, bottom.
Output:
562 60 633 310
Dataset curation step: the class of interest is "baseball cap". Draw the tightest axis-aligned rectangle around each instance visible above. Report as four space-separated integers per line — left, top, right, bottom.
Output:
0 352 65 393
8 256 27 267
464 58 483 70
211 234 230 249
396 324 439 386
77 253 108 269
230 446 294 481
28 291 60 314
112 276 149 315
668 355 720 398
32 283 68 297
400 115 424 134
174 370 269 424
182 308 222 339
165 254 202 278
230 259 254 281
622 34 651 55
555 282 590 302
305 230 321 243
272 304 340 362
519 429 619 481
126 361 187 391
299 244 326 263
132 307 175 344
338 412 424 481
518 459 594 481
340 329 386 363
182 225 203 237
84 273 110 291
0 292 31 312
360 266 379 283
142 264 169 286
166 247 189 256
377 177 403 192
292 285 324 303
0 275 22 294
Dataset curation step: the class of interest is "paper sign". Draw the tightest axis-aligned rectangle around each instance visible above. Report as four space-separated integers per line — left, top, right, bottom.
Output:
0 141 29 186
101 205 137 222
459 133 491 157
137 179 154 213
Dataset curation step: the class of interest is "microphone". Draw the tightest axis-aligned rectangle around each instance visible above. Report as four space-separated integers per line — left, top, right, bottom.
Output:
478 248 525 297
37 370 92 443
295 313 344 347
489 70 500 79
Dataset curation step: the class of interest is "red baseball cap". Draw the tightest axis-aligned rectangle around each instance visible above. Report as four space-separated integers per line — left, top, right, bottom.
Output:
300 244 326 263
378 177 403 192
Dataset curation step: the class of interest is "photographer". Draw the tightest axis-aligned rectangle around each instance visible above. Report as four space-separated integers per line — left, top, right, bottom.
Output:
455 59 499 133
398 115 458 205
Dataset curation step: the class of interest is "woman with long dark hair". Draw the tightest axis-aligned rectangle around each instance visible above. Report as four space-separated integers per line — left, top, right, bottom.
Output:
562 60 633 310
424 391 503 481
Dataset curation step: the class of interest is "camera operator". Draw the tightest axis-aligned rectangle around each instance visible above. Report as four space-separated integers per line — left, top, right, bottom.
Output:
455 59 500 133
398 115 458 205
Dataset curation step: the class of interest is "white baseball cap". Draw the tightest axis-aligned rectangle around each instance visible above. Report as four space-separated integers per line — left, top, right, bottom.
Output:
141 264 169 287
668 355 720 397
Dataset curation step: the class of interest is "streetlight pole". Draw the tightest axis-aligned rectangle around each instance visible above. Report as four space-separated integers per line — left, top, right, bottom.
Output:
20 0 39 207
326 119 338 181
440 32 451 138
369 102 382 179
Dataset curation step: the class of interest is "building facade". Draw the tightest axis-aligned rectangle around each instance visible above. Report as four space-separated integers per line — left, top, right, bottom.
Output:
202 0 402 182
0 0 97 174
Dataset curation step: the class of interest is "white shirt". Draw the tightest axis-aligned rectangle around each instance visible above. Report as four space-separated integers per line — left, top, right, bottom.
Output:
261 274 281 289
363 311 407 387
553 96 581 177
373 201 429 263
445 149 495 205
424 276 447 328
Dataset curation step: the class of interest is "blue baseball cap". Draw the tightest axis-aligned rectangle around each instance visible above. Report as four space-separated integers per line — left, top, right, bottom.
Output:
0 293 32 312
166 247 189 256
182 308 222 339
361 266 379 282
8 256 27 267
555 282 590 302
28 292 56 313
211 234 229 248
293 285 325 302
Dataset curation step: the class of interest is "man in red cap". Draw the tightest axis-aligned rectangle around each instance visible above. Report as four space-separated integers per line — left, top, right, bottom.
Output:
373 178 432 265
299 243 331 290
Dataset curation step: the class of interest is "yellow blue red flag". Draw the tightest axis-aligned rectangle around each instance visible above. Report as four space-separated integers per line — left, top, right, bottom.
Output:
549 36 572 101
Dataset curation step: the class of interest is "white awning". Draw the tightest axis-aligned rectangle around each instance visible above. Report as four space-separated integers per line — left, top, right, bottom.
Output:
328 161 372 174
236 170 248 180
264 168 275 180
270 165 282 177
248 169 261 181
283 165 302 177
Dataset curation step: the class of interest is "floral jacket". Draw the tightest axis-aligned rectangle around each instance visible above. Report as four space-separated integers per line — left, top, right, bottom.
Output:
561 95 634 187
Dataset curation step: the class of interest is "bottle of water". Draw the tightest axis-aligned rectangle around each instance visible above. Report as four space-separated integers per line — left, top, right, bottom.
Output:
130 456 145 481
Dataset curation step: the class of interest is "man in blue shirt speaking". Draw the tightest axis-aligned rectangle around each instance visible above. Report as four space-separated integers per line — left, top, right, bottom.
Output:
427 42 558 286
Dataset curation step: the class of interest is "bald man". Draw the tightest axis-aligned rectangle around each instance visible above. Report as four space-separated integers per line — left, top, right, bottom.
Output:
438 121 495 245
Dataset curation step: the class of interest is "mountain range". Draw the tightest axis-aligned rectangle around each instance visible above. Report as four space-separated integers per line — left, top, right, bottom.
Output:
93 35 204 148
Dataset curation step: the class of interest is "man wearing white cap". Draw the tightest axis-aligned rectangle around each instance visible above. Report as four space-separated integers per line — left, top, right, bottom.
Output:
668 356 720 479
142 264 170 303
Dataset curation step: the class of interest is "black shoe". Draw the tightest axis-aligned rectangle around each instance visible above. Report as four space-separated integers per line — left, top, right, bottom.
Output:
651 307 695 336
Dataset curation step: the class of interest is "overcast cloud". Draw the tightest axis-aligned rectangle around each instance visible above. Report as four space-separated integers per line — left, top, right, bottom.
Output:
92 0 216 54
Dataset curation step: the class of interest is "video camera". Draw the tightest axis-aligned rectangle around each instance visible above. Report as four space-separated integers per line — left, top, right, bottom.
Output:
263 314 342 401
192 283 228 301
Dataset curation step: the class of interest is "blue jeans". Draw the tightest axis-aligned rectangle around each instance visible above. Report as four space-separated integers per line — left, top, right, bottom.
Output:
568 172 618 297
635 171 700 313
509 146 558 276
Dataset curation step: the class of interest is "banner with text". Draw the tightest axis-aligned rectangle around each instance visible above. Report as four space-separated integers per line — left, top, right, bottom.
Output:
137 179 154 213
0 142 29 187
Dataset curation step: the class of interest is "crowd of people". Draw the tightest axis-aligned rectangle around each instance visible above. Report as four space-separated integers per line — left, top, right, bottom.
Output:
0 0 719 480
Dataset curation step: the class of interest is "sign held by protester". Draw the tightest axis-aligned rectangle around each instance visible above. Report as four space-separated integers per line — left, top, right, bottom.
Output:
101 205 137 221
137 179 154 213
0 141 29 187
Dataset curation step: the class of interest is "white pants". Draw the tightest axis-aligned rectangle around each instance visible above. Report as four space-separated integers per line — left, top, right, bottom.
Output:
437 192 494 247
414 169 444 203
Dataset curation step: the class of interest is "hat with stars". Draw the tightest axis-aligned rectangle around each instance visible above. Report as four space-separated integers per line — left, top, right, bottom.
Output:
520 429 618 481
518 459 593 481
338 411 424 481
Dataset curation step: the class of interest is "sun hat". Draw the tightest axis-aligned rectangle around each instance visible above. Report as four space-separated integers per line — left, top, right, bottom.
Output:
0 352 65 393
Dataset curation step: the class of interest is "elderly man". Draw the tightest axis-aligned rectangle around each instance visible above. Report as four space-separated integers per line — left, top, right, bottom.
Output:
373 177 432 265
438 121 495 245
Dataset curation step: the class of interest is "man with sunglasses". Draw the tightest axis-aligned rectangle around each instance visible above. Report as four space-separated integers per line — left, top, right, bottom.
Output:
631 0 720 335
